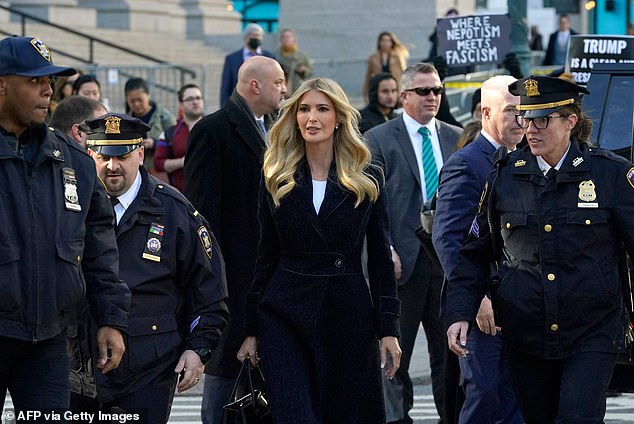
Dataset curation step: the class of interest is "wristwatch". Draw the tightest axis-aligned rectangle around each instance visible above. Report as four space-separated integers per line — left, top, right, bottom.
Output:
192 347 212 365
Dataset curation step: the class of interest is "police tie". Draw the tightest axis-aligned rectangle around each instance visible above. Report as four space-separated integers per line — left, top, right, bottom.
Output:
110 196 120 207
418 126 438 199
546 167 558 179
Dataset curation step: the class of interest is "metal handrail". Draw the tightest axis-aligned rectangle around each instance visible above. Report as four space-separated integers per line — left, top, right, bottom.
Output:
0 3 196 80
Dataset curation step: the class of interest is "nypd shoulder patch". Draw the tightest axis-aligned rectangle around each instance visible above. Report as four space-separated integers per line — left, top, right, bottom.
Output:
627 167 634 189
197 226 213 259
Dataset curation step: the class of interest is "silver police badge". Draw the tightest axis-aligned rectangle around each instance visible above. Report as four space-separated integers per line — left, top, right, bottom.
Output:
62 167 81 212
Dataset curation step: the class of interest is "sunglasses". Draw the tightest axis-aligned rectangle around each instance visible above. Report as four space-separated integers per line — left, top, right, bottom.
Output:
515 114 567 130
404 86 444 96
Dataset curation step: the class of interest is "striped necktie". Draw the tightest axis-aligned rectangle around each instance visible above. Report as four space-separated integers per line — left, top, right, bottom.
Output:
256 118 267 136
418 126 438 199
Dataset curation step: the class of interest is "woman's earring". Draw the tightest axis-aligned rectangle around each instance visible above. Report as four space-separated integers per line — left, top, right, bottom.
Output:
335 125 339 130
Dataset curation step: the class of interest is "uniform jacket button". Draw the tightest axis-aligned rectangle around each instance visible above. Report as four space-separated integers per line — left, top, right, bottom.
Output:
585 219 591 225
547 273 556 281
544 224 552 232
506 222 511 229
335 259 344 268
151 325 158 331
550 323 559 332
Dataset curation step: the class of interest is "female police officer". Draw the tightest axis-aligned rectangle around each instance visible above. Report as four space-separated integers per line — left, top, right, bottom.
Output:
445 75 634 423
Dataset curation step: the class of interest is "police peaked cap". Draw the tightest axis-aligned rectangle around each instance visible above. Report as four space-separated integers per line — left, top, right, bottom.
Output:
0 36 76 77
84 113 150 157
508 75 590 118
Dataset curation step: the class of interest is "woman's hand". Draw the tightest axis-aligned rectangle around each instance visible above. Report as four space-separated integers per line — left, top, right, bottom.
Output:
237 336 259 366
380 336 402 379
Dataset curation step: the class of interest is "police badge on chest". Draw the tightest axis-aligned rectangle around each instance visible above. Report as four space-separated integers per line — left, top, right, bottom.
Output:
62 167 81 212
142 222 165 262
578 180 598 208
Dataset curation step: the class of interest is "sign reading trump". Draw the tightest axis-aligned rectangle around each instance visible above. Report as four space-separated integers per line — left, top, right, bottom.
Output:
567 35 634 84
437 14 511 67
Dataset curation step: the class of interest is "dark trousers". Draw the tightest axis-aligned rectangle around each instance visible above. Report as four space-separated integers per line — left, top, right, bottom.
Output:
102 372 178 424
385 251 445 423
507 350 617 424
443 337 464 424
201 374 237 424
0 334 70 422
459 330 522 423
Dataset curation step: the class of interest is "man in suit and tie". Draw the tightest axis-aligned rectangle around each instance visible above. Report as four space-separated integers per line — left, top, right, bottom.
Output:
432 75 524 424
365 62 462 424
543 14 577 67
184 55 287 424
220 23 276 107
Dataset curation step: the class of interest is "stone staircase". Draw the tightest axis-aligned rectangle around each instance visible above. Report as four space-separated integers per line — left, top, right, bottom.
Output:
0 3 234 111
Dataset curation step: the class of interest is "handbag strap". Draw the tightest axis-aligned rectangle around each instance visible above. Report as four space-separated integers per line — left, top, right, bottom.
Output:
229 359 267 402
228 359 250 402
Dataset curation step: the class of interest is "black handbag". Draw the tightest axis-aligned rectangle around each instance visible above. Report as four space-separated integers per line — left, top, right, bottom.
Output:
221 360 272 424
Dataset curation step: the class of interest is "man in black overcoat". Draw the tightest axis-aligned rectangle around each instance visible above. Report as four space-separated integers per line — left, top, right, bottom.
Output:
184 55 287 424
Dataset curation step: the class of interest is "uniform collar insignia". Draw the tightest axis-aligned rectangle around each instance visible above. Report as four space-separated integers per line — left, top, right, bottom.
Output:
572 156 584 167
514 159 526 167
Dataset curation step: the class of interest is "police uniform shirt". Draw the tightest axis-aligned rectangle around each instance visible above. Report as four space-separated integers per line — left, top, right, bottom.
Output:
402 111 443 202
112 170 142 224
536 142 571 176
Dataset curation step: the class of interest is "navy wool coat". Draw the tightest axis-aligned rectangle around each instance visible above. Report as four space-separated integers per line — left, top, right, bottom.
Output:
245 162 400 424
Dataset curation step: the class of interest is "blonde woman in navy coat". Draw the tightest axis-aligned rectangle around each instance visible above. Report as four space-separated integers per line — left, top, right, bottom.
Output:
238 77 402 423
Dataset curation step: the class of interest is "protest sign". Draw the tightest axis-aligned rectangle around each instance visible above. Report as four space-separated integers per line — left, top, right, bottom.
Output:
437 14 512 67
567 35 634 84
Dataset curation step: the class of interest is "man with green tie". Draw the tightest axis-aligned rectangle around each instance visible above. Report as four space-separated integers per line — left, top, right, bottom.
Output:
365 62 462 424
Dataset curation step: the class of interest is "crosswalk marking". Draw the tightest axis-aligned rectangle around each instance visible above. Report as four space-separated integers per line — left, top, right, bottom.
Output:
4 392 634 423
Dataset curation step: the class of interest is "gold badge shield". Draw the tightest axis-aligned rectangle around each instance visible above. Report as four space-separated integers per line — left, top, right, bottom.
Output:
578 180 597 202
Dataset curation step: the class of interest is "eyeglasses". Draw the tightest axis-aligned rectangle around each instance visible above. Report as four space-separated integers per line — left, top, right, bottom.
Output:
404 86 444 96
182 96 203 103
515 114 566 129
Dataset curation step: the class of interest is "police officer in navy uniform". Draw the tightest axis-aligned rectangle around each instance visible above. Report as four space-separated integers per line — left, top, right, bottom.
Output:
82 113 228 423
0 36 130 416
446 75 634 423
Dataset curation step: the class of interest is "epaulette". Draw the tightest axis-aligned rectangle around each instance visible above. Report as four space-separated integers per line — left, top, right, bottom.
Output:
48 126 91 157
153 181 202 219
588 146 629 164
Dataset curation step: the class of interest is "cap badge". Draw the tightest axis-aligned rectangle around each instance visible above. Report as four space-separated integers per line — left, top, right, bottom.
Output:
525 79 540 97
30 38 51 62
105 116 121 134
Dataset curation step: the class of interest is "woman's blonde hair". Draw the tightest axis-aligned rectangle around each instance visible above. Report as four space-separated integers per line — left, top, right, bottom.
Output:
264 77 379 207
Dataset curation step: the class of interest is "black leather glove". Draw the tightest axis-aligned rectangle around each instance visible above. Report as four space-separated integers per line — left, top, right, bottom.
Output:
503 53 523 79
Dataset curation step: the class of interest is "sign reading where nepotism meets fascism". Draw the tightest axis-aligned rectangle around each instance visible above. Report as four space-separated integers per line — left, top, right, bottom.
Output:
567 35 634 84
437 14 512 68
